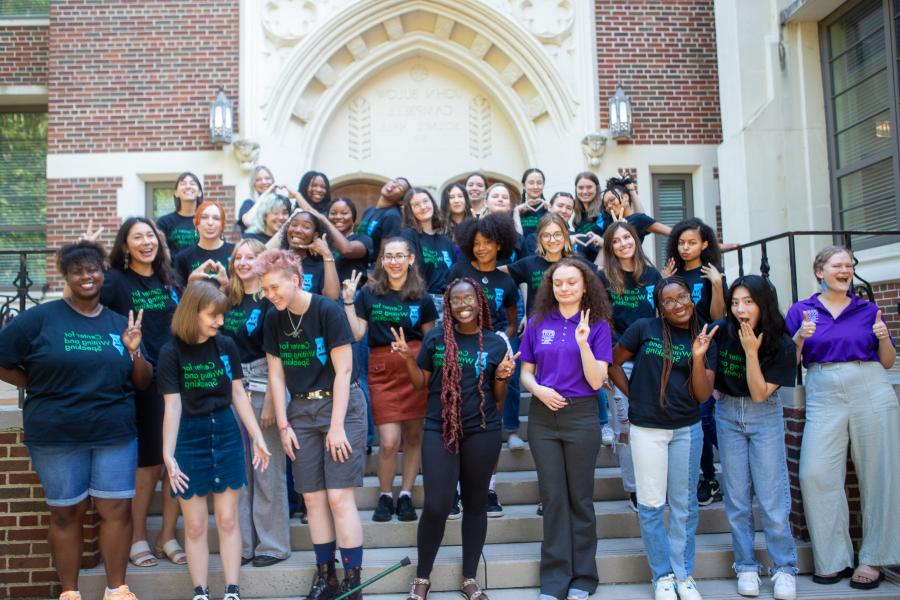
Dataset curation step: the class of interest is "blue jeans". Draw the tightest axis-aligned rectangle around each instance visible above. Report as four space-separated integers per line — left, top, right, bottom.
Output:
700 397 718 480
353 330 374 445
597 388 608 426
717 393 798 576
631 422 702 581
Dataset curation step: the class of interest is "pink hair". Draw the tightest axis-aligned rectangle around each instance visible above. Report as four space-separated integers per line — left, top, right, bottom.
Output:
252 248 303 278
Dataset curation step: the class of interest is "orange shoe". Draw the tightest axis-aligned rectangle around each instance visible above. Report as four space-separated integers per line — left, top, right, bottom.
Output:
103 585 138 600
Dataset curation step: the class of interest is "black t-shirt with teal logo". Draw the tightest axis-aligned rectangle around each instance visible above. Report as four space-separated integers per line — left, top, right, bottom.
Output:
357 205 402 263
157 335 242 417
299 254 328 295
447 261 519 333
354 286 438 348
100 268 178 366
156 212 199 255
677 265 728 325
618 317 717 430
221 293 272 363
400 228 456 294
262 295 356 396
417 328 507 434
334 233 373 288
0 301 137 446
173 242 234 286
507 254 599 317
519 205 549 238
712 321 795 398
599 267 662 339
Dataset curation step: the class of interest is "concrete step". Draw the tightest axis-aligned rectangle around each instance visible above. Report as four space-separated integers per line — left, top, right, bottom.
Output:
79 533 815 598
147 499 745 552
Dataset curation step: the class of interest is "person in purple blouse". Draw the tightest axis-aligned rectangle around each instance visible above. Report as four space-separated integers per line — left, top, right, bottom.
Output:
786 245 898 590
519 258 612 600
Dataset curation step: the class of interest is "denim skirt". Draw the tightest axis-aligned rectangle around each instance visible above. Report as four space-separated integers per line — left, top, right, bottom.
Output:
173 405 247 499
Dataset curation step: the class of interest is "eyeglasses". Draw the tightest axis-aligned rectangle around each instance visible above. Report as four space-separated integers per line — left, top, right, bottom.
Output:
449 295 477 308
539 232 565 242
660 293 693 311
382 254 409 263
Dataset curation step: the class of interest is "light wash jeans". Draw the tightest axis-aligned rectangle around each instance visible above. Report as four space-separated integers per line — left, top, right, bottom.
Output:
609 362 635 493
716 391 797 576
631 422 701 582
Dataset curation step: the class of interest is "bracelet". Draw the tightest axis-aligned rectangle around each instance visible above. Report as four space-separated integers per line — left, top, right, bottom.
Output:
495 375 510 382
323 258 335 263
130 349 141 361
343 301 354 306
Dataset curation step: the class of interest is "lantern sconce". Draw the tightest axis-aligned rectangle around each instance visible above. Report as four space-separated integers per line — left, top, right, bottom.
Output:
608 83 633 140
209 87 234 146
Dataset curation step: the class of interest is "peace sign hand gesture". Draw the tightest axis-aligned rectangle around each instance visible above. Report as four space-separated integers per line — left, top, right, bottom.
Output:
611 206 626 223
122 309 144 354
496 350 521 380
692 323 719 358
737 321 763 355
390 327 410 356
341 270 363 304
79 219 105 242
575 309 591 346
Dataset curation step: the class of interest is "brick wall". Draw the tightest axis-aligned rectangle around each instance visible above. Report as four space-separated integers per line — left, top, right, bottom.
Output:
0 425 101 599
873 280 900 341
595 0 721 145
47 0 239 154
0 25 49 86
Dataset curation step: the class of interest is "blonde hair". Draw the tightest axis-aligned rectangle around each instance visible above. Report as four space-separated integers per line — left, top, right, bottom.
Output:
226 238 266 306
171 281 230 343
534 213 573 258
813 245 854 282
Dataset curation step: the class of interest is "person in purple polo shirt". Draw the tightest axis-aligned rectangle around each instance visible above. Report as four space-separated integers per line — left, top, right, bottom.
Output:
786 245 898 591
519 258 612 600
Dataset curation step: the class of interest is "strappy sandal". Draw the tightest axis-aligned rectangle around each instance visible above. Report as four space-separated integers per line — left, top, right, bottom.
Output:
407 577 430 600
129 540 158 567
153 538 187 565
461 577 489 600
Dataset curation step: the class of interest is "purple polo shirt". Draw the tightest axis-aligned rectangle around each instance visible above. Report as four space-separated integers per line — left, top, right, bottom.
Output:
786 293 892 367
519 309 613 398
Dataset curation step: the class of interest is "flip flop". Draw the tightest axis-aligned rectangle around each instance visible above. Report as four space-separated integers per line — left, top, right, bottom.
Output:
153 538 187 565
811 566 853 585
129 540 158 567
850 567 885 590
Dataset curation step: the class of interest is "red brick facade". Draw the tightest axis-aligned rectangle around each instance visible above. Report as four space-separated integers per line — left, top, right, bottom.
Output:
47 0 239 154
0 25 49 86
595 0 722 145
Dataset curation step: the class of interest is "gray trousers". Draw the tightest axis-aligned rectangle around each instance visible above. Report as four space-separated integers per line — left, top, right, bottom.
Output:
528 396 601 600
800 361 900 574
238 362 290 560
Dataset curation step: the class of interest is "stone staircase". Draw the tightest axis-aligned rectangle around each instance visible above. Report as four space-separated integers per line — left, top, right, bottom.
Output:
78 395 900 599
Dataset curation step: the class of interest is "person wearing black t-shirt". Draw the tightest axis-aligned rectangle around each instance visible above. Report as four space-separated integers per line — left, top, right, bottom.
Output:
100 216 185 569
601 176 670 244
598 221 663 511
156 172 202 255
483 182 529 267
273 210 340 300
712 275 798 598
0 241 151 600
397 278 517 600
297 170 332 214
440 182 473 243
523 192 577 256
514 167 549 237
159 282 270 600
342 237 437 524
256 249 367 600
609 276 718 600
356 176 410 263
573 171 605 262
243 191 291 245
221 238 289 568
663 218 729 508
237 165 275 234
173 200 234 286
400 187 457 320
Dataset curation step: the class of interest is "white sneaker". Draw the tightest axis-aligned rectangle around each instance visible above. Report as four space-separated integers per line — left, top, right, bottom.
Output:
601 424 615 446
653 574 677 600
675 576 702 600
507 433 526 450
566 589 589 600
736 572 760 597
772 572 796 600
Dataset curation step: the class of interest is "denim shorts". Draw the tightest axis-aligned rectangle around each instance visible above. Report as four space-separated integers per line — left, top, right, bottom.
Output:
27 439 137 507
173 405 247 499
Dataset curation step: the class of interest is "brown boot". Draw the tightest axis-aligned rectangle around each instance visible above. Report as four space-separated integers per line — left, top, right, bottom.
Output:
339 566 363 599
305 560 339 600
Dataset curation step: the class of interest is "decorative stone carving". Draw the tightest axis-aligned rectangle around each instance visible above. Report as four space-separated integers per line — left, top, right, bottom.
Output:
580 132 608 168
515 0 575 45
348 96 372 161
468 96 492 160
233 138 261 170
262 0 318 46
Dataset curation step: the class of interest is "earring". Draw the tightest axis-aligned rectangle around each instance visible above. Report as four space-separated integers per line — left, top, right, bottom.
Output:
123 249 130 269
818 279 827 293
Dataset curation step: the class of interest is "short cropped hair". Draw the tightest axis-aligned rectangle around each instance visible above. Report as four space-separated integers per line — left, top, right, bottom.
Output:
252 248 303 279
57 240 106 275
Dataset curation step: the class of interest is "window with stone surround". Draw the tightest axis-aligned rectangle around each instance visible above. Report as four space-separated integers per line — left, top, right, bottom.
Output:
651 173 693 265
145 181 177 221
822 0 900 248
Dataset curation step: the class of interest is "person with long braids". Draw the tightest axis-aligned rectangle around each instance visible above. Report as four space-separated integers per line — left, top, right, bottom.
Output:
297 170 332 214
598 221 662 512
464 172 488 217
275 210 340 300
173 200 234 286
787 246 898 590
100 217 185 568
519 258 612 600
394 278 517 600
513 167 549 237
237 165 276 234
602 176 670 243
156 172 203 255
257 249 368 600
712 275 797 599
609 276 718 600
342 237 438 523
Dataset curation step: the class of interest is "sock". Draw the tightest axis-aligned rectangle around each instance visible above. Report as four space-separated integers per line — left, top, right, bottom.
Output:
488 474 496 491
105 589 117 596
340 545 364 570
313 541 336 565
399 489 411 498
380 491 392 499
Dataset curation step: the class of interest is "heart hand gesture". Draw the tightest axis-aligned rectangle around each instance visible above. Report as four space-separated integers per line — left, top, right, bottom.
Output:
691 323 719 358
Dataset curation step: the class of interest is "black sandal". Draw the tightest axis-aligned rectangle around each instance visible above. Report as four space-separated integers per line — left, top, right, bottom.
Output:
811 566 853 585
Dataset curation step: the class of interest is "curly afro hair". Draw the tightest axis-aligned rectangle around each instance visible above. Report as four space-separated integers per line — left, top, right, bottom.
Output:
455 212 518 262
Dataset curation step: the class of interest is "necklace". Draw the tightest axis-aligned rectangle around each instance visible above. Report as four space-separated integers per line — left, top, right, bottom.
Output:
285 310 303 338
